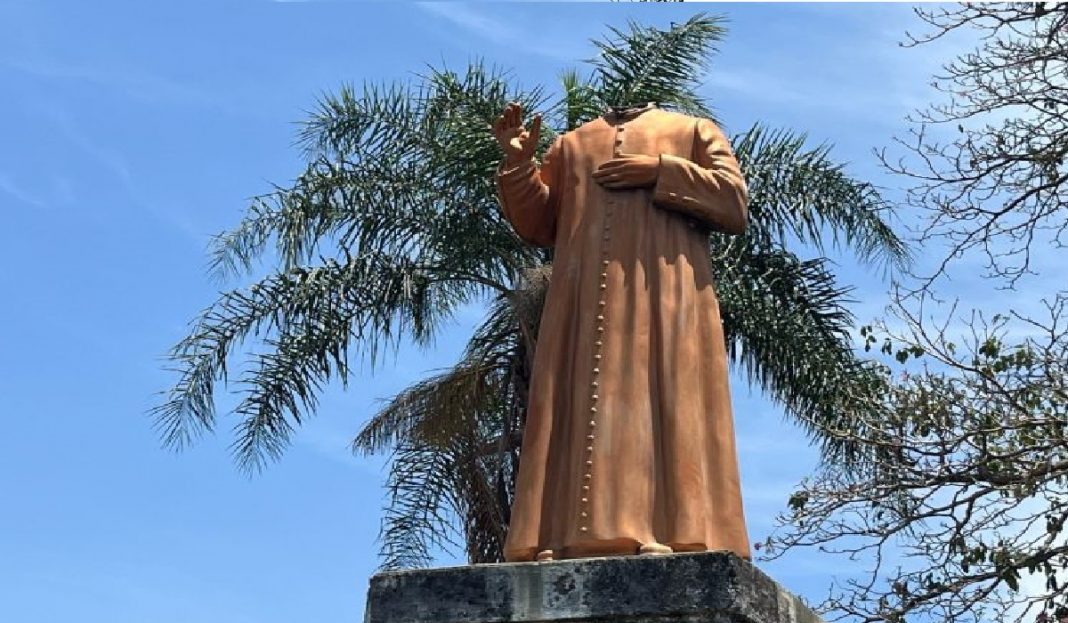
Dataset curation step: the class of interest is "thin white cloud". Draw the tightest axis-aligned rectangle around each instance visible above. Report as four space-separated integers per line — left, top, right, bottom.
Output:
0 173 48 210
1 57 237 114
416 2 582 62
704 6 981 129
419 2 511 44
41 105 206 244
297 420 388 477
705 67 823 109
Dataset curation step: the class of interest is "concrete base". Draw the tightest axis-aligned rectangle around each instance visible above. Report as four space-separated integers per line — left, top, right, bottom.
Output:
363 551 823 623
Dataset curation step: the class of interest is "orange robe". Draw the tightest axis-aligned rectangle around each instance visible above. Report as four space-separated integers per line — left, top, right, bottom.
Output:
496 104 750 562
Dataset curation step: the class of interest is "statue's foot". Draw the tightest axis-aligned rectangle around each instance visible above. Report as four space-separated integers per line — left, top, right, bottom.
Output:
638 542 673 555
535 549 555 561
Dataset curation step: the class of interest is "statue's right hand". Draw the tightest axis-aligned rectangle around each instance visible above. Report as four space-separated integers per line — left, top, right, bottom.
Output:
493 102 541 166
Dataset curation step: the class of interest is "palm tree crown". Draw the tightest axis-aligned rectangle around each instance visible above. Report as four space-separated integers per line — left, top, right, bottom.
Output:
153 14 908 569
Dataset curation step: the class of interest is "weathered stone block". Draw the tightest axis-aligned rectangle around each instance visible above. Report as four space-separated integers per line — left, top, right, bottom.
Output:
364 551 822 623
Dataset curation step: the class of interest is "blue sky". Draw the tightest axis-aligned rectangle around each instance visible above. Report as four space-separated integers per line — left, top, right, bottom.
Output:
0 2 998 622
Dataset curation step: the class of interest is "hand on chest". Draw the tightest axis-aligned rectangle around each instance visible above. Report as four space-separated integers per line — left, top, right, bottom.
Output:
575 117 693 191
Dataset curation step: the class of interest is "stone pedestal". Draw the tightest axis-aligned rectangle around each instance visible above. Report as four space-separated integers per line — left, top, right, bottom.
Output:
363 551 823 623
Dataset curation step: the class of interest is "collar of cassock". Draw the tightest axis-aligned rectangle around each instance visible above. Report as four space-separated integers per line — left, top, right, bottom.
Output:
604 101 658 120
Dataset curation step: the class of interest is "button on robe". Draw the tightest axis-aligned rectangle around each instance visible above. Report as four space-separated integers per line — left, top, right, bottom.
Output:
495 106 751 562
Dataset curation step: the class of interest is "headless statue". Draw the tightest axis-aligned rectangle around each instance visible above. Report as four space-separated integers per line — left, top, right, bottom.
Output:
492 101 750 562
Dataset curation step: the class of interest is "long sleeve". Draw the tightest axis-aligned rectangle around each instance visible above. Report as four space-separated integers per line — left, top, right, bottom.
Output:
651 119 748 235
495 137 563 248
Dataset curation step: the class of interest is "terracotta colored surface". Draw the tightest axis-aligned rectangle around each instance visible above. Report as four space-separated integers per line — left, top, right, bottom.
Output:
494 103 750 562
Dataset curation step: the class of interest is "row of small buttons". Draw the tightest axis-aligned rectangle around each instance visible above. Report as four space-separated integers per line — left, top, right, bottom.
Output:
580 123 626 534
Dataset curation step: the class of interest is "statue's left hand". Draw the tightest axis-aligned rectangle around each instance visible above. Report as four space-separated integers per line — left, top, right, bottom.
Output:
592 154 659 189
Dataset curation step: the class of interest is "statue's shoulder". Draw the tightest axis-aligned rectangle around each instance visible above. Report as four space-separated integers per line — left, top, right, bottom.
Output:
652 108 714 126
657 108 693 119
570 117 609 135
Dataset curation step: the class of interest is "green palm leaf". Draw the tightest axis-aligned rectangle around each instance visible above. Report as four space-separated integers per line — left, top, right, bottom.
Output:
155 251 474 470
734 125 910 272
590 14 723 118
556 69 603 132
357 296 523 566
157 63 549 470
378 440 463 570
714 239 889 468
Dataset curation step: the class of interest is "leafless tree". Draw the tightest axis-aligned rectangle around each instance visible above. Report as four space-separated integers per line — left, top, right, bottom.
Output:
881 3 1068 290
767 291 1068 623
769 5 1068 622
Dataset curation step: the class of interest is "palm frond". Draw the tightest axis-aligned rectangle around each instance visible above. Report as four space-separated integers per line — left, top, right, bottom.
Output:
448 432 511 564
159 61 556 469
377 422 515 570
157 251 483 471
353 361 505 458
589 14 724 118
556 69 602 131
210 82 427 281
735 124 911 273
298 81 422 161
378 441 463 570
714 239 890 467
359 296 523 568
210 62 550 286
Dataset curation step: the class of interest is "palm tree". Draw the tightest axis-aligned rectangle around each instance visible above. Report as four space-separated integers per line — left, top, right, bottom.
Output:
153 15 908 570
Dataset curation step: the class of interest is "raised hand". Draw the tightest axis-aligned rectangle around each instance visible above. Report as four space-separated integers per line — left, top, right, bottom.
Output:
592 153 660 189
493 102 542 166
